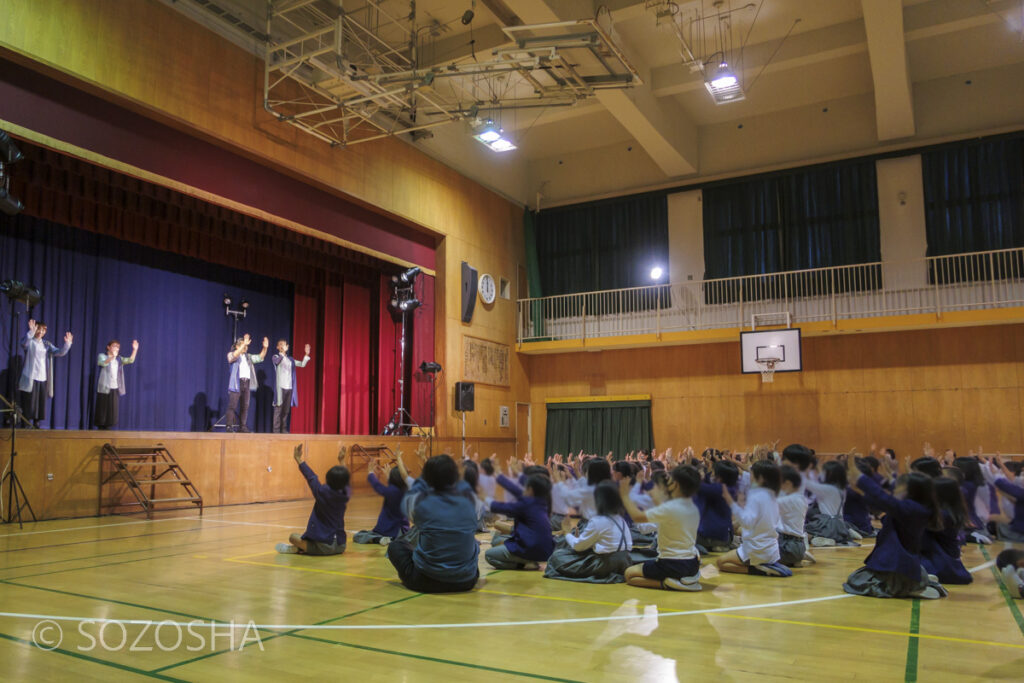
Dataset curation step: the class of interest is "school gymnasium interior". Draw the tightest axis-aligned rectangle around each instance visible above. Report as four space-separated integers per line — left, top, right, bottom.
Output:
2 0 1024 680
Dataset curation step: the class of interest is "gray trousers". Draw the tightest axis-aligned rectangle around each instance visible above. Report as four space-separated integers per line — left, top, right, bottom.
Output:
484 544 533 569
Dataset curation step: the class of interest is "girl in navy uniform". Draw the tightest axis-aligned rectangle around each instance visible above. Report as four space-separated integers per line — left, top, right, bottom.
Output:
842 454 947 599
485 473 555 570
352 458 408 545
920 476 972 585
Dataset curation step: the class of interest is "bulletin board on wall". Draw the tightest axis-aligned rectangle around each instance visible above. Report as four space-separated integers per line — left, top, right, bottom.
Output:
462 335 511 386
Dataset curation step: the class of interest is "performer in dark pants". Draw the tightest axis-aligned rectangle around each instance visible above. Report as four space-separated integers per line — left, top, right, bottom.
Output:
272 340 311 434
226 333 268 433
94 339 139 430
18 318 73 428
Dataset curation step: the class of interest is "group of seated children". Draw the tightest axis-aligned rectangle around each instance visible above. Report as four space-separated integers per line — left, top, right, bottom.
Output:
274 440 1024 600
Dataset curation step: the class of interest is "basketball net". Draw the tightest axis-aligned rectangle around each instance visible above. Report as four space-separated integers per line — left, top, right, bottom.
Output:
756 359 778 383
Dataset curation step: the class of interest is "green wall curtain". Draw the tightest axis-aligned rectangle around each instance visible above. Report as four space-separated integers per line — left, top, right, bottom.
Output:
544 400 653 460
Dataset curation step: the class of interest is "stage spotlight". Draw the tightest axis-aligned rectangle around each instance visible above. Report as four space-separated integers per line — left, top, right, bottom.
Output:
399 266 421 284
0 131 23 164
650 266 664 280
0 186 23 216
223 294 233 307
398 298 421 312
0 280 43 306
240 299 250 310
461 8 474 24
419 361 442 374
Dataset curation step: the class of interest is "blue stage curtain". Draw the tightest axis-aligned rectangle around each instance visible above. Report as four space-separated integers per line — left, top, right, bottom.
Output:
702 177 783 281
0 214 293 431
922 136 1024 256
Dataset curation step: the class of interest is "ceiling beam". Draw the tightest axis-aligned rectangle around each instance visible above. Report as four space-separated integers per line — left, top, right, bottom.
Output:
861 0 916 140
510 0 699 177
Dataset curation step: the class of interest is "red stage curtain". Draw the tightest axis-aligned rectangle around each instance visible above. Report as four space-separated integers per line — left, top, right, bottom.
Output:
291 287 320 433
377 274 398 433
319 284 343 434
410 274 436 428
340 282 371 434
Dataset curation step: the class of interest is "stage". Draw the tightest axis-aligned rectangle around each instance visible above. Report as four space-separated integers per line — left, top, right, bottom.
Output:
1 431 515 522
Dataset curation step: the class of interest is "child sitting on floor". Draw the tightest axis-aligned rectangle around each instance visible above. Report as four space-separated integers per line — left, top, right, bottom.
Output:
619 465 704 591
352 454 409 546
996 549 1024 599
486 473 555 570
544 481 633 583
717 462 792 577
777 465 809 567
277 444 350 555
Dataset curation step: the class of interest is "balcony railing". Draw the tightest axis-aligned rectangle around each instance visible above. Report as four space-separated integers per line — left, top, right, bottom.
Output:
516 247 1024 344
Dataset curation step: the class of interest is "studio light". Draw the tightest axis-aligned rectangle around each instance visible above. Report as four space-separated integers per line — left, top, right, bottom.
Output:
650 266 664 280
461 8 474 25
0 131 22 164
704 59 745 104
0 184 23 216
223 294 233 307
240 299 250 310
398 299 421 312
399 266 421 284
419 361 442 374
472 119 517 153
0 280 43 306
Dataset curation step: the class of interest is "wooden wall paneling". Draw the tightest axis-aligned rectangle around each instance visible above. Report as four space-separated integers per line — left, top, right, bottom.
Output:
768 391 821 448
43 439 107 519
650 396 692 451
817 392 868 453
962 387 1022 453
910 389 966 452
221 437 270 505
862 389 918 456
958 325 1017 389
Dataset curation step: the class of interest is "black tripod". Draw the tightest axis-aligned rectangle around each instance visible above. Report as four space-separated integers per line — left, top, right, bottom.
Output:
382 305 421 436
210 299 246 432
1 399 35 527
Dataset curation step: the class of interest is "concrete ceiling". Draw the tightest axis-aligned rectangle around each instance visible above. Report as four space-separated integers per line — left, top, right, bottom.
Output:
165 0 1024 206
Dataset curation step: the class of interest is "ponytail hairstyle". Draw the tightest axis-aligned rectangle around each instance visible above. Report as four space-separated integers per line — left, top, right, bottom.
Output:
751 461 781 495
900 472 943 531
822 461 848 490
388 466 408 492
933 476 967 531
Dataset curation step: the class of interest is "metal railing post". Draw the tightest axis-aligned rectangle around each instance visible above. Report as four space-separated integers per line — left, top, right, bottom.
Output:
934 259 942 319
830 268 837 326
582 299 587 342
989 252 997 306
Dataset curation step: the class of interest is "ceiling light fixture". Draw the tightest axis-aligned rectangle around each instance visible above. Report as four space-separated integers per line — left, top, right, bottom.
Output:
472 119 517 153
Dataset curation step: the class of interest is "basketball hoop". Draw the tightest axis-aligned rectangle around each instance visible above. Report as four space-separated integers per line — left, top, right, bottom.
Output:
756 359 778 383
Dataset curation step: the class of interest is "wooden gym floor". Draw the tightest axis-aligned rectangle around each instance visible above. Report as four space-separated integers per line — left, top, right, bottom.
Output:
1 497 1022 682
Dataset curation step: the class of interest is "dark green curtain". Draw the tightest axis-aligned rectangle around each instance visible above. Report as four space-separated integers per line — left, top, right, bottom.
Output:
703 159 880 300
921 136 1024 283
544 400 653 460
535 194 668 296
522 210 547 338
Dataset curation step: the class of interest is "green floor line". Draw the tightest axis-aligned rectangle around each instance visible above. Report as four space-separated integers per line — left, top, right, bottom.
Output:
1 579 213 623
149 593 425 674
904 599 920 682
287 631 586 683
0 630 188 683
0 529 274 581
981 545 1024 637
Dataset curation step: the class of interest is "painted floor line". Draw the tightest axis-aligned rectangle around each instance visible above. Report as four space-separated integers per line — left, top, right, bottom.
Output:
0 592 857 630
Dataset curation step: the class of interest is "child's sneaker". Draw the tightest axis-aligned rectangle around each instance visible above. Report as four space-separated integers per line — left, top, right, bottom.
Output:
1002 566 1024 598
848 528 863 541
378 536 391 547
811 536 836 547
802 550 817 565
663 576 702 591
275 543 298 554
970 530 993 544
754 561 793 577
522 561 540 570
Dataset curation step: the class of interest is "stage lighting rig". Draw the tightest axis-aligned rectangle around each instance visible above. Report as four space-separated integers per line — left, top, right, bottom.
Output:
0 280 42 306
0 131 24 216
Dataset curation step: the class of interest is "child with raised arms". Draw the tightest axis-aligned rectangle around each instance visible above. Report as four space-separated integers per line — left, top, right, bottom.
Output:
277 444 350 555
485 473 555 570
716 462 792 577
619 465 703 591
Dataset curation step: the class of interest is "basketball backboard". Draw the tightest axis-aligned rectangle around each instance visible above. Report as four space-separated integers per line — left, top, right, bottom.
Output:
740 328 802 374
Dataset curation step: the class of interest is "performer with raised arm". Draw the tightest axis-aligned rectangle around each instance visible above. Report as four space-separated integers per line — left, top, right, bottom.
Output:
271 340 311 434
226 333 268 433
94 339 139 430
19 318 72 428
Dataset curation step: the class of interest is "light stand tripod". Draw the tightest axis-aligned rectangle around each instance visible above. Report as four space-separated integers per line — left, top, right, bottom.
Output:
382 268 422 437
210 295 247 432
1 280 42 527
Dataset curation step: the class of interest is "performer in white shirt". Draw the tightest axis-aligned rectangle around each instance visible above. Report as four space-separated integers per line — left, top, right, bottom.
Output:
94 339 139 430
18 318 72 428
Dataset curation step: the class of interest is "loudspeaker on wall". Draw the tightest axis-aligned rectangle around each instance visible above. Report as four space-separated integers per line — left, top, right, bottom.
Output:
454 381 475 411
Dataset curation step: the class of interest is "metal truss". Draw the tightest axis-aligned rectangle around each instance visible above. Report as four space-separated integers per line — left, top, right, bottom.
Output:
263 0 640 147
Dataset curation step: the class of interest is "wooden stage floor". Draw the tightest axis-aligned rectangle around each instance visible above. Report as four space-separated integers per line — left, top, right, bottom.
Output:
1 498 1022 681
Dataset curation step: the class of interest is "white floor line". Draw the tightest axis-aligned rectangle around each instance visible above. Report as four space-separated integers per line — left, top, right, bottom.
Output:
0 557 999 634
0 592 856 631
179 517 295 530
0 517 189 538
969 560 995 574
